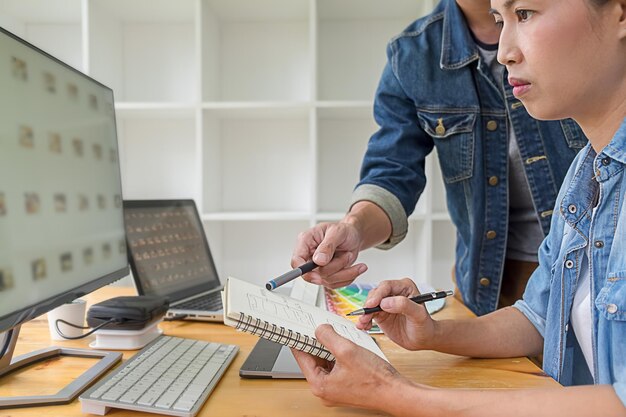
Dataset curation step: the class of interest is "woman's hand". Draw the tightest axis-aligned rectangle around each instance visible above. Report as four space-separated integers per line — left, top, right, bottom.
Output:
357 278 437 351
291 324 410 412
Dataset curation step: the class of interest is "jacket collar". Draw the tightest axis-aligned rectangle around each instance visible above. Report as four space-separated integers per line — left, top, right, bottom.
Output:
440 0 481 70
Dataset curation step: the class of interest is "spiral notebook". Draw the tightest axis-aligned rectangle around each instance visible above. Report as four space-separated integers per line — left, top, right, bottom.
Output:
222 277 387 362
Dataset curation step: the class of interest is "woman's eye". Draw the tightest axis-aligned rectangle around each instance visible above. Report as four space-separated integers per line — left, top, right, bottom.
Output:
516 10 535 22
494 17 503 27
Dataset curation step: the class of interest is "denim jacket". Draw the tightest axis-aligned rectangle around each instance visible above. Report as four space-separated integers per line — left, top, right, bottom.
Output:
351 0 585 315
515 118 626 404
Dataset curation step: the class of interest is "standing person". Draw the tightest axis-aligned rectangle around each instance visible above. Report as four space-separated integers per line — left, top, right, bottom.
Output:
292 0 586 315
292 0 626 414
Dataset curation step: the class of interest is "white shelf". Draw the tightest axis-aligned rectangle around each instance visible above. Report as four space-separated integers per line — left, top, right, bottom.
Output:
201 0 311 102
201 212 310 222
0 0 83 71
317 113 375 213
115 103 197 119
201 103 310 118
431 221 456 290
4 0 456 289
202 109 310 213
316 0 432 101
117 116 198 200
88 0 197 102
203 220 310 288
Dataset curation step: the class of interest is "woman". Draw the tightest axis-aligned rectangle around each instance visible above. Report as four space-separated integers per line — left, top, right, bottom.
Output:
292 0 626 415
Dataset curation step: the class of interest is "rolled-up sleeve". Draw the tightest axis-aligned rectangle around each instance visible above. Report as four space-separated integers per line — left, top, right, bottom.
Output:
351 184 407 250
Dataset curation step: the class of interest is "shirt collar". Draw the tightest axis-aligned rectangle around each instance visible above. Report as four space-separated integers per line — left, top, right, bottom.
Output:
559 117 626 225
440 0 480 70
559 146 598 226
600 117 626 165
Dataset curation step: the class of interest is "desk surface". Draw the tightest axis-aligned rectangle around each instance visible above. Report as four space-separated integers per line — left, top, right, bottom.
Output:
0 286 559 417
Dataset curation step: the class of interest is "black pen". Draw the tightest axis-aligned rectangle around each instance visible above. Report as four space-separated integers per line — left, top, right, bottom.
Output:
265 260 318 291
346 290 454 316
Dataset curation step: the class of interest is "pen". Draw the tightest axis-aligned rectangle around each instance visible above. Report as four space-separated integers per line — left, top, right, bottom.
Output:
346 290 454 316
265 260 318 291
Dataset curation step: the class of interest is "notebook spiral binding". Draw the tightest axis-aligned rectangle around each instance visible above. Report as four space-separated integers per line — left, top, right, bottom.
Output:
236 313 335 361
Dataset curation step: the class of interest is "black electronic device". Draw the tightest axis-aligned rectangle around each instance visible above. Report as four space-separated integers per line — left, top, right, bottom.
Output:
87 296 169 331
123 199 224 322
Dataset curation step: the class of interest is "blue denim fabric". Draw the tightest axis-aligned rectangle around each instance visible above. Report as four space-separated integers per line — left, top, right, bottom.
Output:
356 0 585 315
515 118 626 404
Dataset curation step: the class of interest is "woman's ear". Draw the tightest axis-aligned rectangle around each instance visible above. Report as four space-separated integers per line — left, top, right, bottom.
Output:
618 0 626 39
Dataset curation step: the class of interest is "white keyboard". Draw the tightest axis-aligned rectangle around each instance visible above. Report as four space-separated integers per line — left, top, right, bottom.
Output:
80 336 238 417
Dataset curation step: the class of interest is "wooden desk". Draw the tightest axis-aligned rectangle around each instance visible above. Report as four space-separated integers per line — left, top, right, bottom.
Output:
0 286 559 417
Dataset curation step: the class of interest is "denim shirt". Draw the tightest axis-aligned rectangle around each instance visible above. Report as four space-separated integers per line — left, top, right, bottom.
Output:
515 118 626 405
351 0 585 315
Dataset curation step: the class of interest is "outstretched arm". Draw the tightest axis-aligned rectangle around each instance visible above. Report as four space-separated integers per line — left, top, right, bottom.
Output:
357 279 544 358
394 380 625 417
293 325 626 417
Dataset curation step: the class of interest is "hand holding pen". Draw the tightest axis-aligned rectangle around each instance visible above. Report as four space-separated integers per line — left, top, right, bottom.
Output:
353 278 449 351
290 221 368 288
346 290 453 316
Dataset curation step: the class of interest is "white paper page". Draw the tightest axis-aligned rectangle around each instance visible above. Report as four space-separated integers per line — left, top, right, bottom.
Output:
225 276 387 361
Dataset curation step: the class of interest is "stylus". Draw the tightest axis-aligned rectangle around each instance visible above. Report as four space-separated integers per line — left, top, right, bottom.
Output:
265 261 318 291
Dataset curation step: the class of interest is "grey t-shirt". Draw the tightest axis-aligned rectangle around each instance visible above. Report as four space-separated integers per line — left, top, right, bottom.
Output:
477 44 544 262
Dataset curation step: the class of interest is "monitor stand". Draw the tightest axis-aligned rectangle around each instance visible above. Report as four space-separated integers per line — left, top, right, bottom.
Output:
0 325 122 409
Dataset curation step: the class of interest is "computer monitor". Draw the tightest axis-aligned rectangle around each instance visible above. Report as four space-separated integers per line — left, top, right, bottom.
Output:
0 27 129 407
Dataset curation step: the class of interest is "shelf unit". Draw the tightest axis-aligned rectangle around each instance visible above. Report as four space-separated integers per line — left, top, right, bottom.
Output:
1 0 457 291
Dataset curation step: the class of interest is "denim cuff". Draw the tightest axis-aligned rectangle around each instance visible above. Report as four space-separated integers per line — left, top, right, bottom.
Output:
350 184 408 250
513 299 547 338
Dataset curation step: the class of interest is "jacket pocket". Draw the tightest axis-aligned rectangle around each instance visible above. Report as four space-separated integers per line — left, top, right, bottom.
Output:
560 119 587 150
595 271 626 321
417 111 476 183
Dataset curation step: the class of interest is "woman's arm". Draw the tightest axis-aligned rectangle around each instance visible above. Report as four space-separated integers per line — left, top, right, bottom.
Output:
358 279 544 358
429 306 544 358
392 382 625 417
293 325 626 417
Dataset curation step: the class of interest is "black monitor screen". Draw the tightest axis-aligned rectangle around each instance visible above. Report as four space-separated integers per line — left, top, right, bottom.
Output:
0 27 128 332
123 200 221 300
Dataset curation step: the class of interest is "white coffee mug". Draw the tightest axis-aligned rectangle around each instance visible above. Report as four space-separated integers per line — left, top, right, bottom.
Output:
47 299 87 341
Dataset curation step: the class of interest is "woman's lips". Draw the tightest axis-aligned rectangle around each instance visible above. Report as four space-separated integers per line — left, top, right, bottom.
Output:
509 77 532 98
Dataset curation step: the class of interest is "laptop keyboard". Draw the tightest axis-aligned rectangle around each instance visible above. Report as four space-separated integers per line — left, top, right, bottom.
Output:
176 292 223 311
80 336 238 417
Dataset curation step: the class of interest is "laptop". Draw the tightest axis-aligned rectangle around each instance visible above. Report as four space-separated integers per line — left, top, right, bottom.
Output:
123 199 223 322
239 280 320 378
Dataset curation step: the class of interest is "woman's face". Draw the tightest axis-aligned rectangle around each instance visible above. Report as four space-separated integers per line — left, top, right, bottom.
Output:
491 0 623 122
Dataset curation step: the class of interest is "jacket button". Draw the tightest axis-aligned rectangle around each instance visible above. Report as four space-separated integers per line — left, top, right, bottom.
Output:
480 277 491 287
565 260 574 269
488 176 499 186
486 230 497 240
601 157 611 166
607 304 618 314
594 240 605 248
568 204 577 214
435 118 446 135
486 120 498 131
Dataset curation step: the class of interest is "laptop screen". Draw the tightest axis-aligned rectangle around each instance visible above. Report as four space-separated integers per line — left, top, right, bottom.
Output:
123 200 221 300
